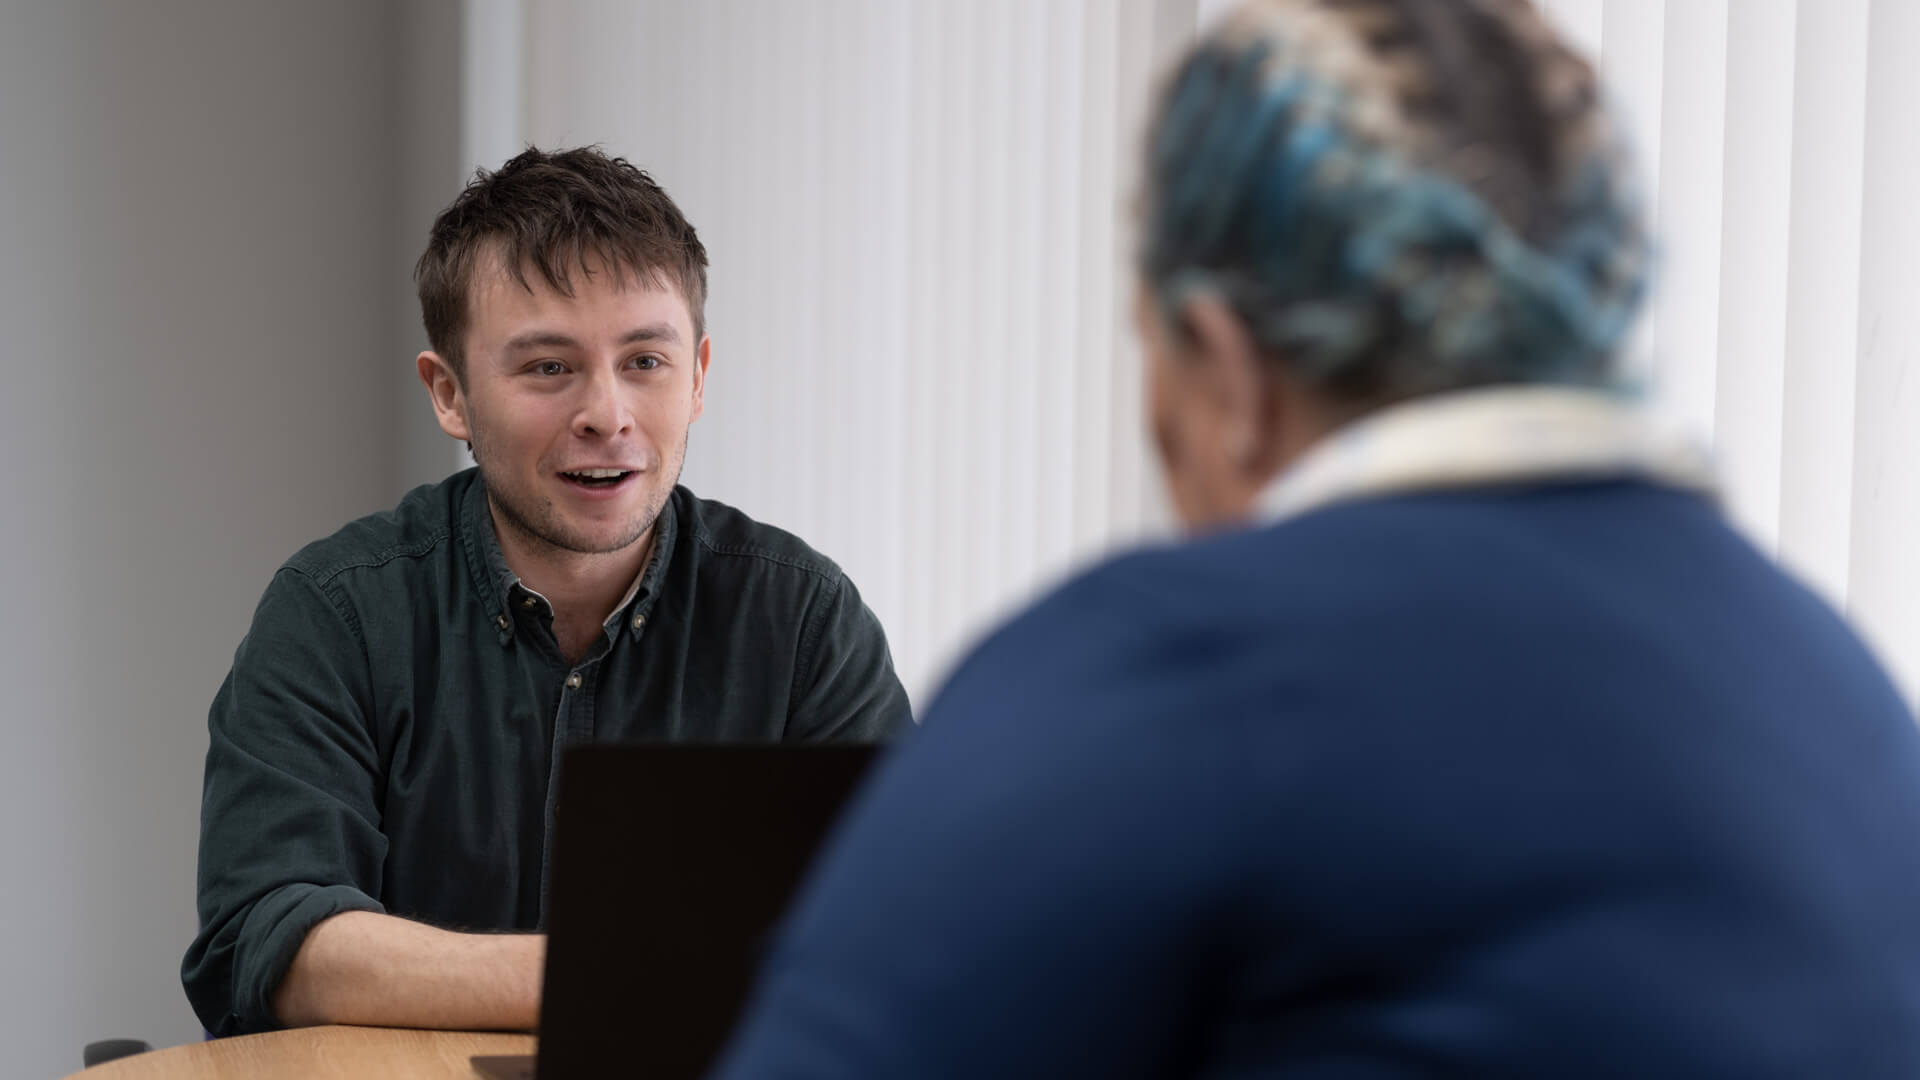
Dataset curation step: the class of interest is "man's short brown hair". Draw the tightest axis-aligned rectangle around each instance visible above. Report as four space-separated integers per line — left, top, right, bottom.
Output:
415 146 710 381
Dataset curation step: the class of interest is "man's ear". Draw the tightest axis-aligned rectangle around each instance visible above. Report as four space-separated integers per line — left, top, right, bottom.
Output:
1178 293 1267 468
689 335 711 423
417 351 472 442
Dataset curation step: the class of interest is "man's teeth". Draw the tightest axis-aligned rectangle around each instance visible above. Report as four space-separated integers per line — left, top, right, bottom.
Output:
569 468 629 479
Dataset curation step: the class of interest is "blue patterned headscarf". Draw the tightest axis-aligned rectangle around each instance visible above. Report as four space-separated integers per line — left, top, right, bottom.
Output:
1142 0 1649 397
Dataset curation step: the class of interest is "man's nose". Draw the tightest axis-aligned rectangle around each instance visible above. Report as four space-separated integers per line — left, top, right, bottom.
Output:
574 367 634 438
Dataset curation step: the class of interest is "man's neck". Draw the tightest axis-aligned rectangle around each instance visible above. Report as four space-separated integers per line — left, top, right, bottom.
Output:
488 500 653 633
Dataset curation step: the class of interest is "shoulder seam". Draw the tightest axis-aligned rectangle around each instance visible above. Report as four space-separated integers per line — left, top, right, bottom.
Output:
692 524 839 582
294 528 454 587
275 565 369 654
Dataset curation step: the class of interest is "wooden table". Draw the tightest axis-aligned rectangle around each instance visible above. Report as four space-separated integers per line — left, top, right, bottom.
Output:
63 1025 536 1079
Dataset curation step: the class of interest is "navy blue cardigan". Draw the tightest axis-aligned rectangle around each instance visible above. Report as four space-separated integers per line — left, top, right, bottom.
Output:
714 480 1920 1078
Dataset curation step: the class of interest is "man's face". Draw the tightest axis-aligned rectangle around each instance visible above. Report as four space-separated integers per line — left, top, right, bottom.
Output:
432 253 708 558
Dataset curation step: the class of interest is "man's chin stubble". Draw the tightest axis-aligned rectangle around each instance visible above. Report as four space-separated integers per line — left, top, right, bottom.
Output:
485 480 659 559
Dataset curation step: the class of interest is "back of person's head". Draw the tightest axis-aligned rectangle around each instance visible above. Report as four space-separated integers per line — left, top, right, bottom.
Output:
415 145 710 383
1141 0 1647 404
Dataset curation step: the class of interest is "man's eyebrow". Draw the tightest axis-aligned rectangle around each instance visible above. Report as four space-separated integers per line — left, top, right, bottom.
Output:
502 324 680 352
618 323 681 346
504 330 582 352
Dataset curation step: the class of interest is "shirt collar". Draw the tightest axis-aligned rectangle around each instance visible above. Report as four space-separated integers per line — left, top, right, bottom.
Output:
1255 385 1718 526
463 472 678 643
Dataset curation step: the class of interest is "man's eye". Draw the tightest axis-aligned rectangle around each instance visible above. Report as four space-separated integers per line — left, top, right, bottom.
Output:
535 361 566 376
630 354 661 371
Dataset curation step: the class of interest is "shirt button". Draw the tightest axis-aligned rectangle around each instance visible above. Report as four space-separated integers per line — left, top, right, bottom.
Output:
495 614 510 631
521 596 537 609
632 613 646 630
566 671 582 689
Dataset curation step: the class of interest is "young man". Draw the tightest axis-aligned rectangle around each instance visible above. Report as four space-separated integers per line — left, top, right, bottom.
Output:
182 147 909 1037
710 2 1920 1076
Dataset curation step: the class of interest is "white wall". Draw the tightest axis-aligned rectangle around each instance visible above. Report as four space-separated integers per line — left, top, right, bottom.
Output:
398 0 473 488
0 3 447 1072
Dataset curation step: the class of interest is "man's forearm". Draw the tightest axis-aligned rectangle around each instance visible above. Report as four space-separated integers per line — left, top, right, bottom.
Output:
272 910 544 1031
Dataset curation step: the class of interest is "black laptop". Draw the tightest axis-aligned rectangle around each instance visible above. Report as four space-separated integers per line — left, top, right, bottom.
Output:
473 742 880 1080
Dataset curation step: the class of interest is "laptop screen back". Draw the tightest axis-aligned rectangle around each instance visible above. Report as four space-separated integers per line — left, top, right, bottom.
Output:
535 743 880 1079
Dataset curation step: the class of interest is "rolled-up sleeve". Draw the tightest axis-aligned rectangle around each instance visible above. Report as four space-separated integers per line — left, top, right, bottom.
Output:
182 567 388 1035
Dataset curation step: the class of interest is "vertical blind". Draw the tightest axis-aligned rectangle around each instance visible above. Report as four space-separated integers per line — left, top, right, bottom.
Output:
1528 0 1920 702
508 0 1920 705
523 0 1180 699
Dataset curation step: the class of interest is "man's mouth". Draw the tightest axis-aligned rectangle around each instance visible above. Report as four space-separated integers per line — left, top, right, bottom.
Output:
559 468 635 489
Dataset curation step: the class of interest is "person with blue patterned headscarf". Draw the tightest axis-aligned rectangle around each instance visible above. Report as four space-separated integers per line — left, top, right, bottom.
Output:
711 3 1920 1077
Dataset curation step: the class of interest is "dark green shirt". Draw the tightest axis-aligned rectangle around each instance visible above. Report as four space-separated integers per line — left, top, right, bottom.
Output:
182 469 909 1036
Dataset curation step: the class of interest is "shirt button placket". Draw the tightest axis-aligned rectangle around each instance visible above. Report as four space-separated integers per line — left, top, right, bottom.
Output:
564 668 592 742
